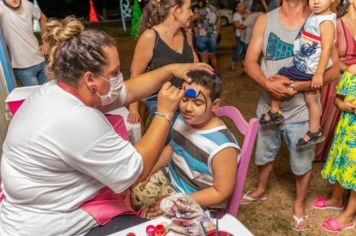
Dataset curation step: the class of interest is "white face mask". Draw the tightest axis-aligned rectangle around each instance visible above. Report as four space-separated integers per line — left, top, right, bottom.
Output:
96 72 124 106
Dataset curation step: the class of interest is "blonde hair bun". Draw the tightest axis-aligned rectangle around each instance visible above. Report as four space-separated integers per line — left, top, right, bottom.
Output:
44 16 84 45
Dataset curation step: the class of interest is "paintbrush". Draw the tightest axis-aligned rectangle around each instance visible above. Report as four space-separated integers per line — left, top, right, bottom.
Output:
200 221 208 236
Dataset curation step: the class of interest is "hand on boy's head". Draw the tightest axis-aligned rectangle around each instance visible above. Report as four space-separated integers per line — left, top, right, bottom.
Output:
174 63 214 84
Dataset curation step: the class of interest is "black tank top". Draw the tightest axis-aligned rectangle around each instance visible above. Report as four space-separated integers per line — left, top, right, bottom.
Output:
146 28 194 101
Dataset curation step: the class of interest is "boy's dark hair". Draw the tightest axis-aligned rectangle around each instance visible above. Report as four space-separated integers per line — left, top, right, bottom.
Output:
186 71 223 101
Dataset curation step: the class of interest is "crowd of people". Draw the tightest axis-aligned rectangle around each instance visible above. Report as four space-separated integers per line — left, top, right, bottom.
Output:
0 0 355 235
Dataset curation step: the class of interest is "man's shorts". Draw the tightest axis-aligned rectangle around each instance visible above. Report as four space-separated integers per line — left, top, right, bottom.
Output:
130 170 177 217
255 121 315 175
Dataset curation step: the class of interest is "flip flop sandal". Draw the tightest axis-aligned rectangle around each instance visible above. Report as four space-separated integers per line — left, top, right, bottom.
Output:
292 214 310 232
321 217 355 233
296 129 325 148
310 196 344 211
260 110 284 126
240 191 267 205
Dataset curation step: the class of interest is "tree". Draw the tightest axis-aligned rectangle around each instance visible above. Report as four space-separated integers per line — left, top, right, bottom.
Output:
130 0 141 37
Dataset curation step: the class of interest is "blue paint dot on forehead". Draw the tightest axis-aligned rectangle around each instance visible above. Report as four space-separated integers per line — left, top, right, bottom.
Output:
185 88 197 98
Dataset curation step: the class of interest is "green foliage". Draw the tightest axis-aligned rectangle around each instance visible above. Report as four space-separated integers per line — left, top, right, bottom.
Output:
130 0 142 37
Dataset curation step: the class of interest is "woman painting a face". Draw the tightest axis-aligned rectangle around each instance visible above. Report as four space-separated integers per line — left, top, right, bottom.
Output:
0 17 212 235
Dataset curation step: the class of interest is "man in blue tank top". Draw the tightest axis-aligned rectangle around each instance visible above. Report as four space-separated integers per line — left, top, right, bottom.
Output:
242 0 339 232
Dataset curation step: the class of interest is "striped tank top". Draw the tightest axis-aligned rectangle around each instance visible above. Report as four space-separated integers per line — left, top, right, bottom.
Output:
168 115 240 194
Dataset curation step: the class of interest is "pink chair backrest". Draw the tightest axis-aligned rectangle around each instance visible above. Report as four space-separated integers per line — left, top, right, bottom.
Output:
214 106 259 216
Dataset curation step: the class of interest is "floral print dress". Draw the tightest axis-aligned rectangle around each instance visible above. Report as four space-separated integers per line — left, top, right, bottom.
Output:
321 71 356 191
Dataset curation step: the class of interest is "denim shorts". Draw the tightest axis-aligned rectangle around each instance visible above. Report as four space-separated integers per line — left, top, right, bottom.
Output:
255 121 315 175
194 36 217 54
13 61 48 86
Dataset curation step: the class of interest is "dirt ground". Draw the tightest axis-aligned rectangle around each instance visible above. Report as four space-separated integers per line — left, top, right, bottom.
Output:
94 22 355 236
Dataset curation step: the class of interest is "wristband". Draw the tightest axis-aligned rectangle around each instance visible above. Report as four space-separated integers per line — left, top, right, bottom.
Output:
155 112 172 126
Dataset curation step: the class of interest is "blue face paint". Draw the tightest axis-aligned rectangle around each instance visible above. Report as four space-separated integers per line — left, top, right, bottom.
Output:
184 88 209 112
185 88 197 98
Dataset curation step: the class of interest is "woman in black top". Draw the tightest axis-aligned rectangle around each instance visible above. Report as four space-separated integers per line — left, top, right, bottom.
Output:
127 0 198 142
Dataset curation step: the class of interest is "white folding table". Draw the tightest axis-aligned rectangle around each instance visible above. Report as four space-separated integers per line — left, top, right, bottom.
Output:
110 214 253 236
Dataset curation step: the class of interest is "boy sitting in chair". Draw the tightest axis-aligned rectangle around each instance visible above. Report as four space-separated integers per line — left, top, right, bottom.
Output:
131 71 240 218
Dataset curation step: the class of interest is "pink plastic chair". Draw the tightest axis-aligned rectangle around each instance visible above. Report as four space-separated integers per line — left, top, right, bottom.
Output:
214 106 259 217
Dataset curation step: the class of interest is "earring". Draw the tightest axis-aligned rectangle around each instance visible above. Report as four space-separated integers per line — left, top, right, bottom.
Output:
90 85 97 94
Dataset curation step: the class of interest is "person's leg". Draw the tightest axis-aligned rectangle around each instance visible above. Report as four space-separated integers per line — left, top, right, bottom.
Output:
194 36 209 64
230 36 241 70
36 62 48 85
302 90 322 141
325 182 345 207
208 54 220 72
85 214 147 236
260 96 284 125
282 121 315 230
207 37 219 71
295 170 312 217
336 190 356 227
13 66 40 86
270 98 281 114
244 126 281 199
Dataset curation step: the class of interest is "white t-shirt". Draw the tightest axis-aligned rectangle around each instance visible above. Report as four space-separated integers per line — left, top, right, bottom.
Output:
242 12 262 44
232 12 242 37
0 0 45 68
0 81 143 235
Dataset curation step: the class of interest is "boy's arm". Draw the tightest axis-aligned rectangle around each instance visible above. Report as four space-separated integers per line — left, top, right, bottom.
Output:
189 147 239 208
311 20 335 89
151 144 173 174
132 144 173 187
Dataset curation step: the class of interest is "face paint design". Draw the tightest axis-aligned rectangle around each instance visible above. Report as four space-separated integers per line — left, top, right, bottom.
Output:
185 88 197 98
184 88 208 112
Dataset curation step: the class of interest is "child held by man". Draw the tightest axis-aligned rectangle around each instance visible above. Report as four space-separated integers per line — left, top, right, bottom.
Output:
260 0 336 148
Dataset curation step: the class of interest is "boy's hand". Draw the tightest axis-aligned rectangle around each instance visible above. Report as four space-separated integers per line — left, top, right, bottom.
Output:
311 73 323 89
146 195 167 218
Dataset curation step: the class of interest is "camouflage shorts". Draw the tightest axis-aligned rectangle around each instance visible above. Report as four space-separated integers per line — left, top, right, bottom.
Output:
130 170 177 216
